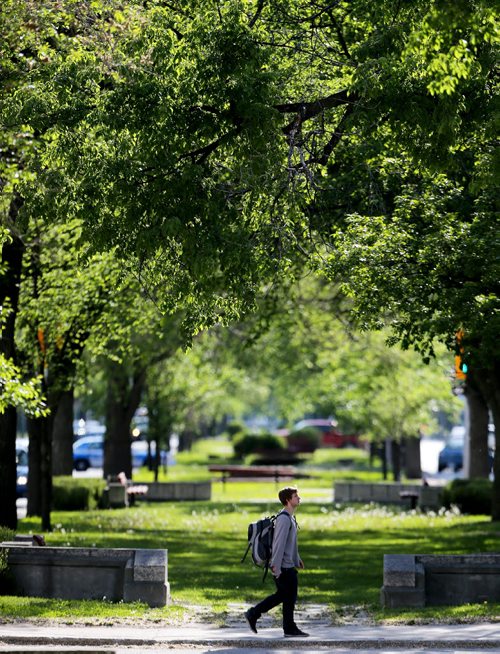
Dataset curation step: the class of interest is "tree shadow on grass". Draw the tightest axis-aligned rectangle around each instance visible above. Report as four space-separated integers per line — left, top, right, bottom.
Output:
15 505 498 607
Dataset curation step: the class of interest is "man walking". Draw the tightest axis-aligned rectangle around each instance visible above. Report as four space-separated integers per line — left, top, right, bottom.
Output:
245 487 309 637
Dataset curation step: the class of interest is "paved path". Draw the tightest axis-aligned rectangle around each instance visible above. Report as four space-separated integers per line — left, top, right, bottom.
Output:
0 620 499 652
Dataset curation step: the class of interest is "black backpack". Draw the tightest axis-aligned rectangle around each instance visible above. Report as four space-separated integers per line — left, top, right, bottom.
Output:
241 511 291 581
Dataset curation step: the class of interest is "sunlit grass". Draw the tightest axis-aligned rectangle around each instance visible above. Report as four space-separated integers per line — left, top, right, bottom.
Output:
376 602 500 624
6 443 499 625
8 500 498 624
308 447 370 466
0 595 187 622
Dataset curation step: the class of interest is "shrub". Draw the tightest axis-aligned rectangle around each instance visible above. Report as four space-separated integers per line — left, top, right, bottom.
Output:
287 427 321 453
232 432 285 459
442 478 493 515
0 528 14 572
52 477 107 511
226 422 246 439
0 527 16 594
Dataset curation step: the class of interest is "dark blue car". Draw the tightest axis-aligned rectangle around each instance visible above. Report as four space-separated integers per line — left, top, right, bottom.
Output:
16 445 28 497
438 434 494 472
438 440 464 472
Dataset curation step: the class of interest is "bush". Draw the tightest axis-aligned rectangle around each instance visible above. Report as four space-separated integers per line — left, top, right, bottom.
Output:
442 478 493 515
0 527 16 594
226 422 246 439
232 432 285 459
52 477 107 511
287 427 321 453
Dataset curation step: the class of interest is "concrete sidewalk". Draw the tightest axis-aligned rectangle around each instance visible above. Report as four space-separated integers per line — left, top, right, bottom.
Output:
0 620 499 650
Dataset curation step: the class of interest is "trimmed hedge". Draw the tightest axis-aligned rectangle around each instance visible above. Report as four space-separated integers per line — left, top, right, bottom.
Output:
226 422 246 439
442 478 493 515
232 432 285 458
287 427 321 453
0 527 15 594
52 476 107 511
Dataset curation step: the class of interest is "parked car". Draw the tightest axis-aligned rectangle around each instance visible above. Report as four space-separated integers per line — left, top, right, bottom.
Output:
16 443 28 498
293 419 361 448
438 427 494 472
438 436 464 472
73 435 170 471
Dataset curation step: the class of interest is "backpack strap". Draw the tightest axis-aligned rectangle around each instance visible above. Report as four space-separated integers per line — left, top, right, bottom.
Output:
261 511 293 582
241 541 251 563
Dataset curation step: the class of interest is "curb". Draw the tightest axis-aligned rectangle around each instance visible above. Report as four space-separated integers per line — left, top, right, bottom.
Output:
2 636 500 649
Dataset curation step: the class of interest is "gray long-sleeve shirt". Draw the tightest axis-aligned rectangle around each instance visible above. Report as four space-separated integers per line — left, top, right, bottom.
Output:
270 510 300 572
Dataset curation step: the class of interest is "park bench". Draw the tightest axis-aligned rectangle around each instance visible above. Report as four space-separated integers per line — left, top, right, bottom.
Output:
399 489 420 509
105 472 148 508
116 472 148 506
117 471 149 505
208 464 299 484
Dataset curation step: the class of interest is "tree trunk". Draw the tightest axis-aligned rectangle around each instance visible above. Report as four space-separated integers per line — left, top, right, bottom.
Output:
103 360 145 480
380 441 388 480
27 416 42 517
40 410 53 531
27 410 53 530
473 364 500 521
0 226 24 529
52 388 75 475
464 378 490 479
0 407 18 529
391 439 401 482
178 429 196 452
403 436 422 479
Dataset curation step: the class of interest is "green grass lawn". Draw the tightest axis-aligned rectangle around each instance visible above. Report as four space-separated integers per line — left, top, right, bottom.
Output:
4 497 499 624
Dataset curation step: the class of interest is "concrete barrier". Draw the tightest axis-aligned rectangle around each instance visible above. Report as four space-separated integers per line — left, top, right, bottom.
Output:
1 544 169 607
334 482 442 509
136 481 211 502
381 553 500 608
103 481 211 506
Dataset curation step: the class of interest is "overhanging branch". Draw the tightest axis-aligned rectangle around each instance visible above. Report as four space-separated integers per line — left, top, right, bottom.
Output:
274 90 356 134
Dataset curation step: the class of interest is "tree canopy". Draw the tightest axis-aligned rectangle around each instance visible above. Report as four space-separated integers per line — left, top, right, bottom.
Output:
1 0 498 519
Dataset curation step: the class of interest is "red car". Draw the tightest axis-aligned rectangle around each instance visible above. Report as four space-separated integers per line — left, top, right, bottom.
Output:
293 419 360 448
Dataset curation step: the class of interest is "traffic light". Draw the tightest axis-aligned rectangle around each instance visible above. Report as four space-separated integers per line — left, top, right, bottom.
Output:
455 354 467 380
455 331 468 381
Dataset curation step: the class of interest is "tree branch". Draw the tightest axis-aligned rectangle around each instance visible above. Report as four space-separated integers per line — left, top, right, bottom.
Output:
249 0 266 28
314 102 355 165
275 90 355 134
327 11 351 59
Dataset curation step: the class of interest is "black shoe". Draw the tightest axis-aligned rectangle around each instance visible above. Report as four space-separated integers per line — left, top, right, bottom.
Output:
284 628 309 637
245 609 258 634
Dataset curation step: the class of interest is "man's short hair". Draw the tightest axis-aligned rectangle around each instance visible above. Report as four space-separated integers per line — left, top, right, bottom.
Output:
278 486 297 505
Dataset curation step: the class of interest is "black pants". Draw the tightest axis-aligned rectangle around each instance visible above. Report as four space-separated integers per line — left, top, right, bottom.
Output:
252 567 298 632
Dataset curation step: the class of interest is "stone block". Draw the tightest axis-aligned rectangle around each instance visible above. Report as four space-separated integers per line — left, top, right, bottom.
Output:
381 556 425 608
380 583 425 608
372 485 390 502
381 553 500 608
334 482 443 510
383 554 416 587
333 483 351 502
107 483 128 508
418 486 442 509
140 481 211 502
419 554 500 606
1 545 169 607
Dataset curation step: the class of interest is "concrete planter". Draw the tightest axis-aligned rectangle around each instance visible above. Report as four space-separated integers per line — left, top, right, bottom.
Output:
381 553 500 608
334 482 442 509
0 544 169 607
139 481 211 501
